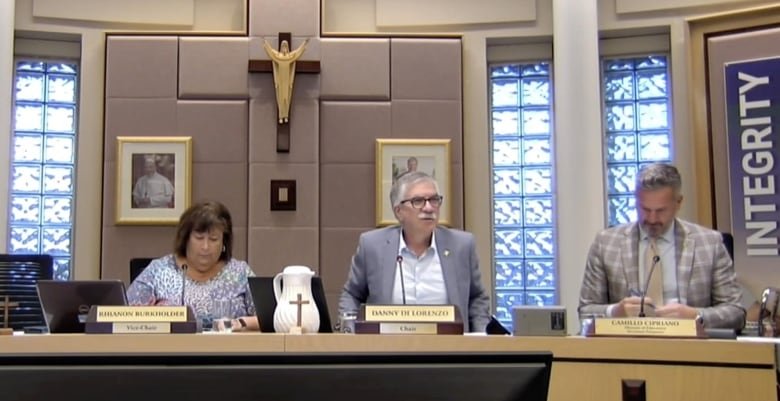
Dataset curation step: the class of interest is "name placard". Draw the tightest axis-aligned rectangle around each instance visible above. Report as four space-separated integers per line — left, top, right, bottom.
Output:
585 317 703 338
112 322 172 334
379 323 439 334
85 305 197 334
96 306 188 322
355 321 464 335
355 304 464 335
363 305 456 322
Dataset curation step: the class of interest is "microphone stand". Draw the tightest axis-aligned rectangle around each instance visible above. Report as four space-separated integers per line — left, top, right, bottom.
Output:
396 256 406 305
639 255 660 318
180 264 189 306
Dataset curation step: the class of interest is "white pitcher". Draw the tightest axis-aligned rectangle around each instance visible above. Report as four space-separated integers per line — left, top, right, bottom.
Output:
272 265 320 333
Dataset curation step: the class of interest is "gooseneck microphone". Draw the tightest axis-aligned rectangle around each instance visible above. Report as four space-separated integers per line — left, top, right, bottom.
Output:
180 264 189 306
396 255 407 305
639 255 660 318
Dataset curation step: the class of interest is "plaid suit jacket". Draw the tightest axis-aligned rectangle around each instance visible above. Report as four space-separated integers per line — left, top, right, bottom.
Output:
578 219 745 329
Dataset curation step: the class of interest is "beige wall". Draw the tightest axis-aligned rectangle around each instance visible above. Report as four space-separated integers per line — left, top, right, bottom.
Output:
5 0 780 332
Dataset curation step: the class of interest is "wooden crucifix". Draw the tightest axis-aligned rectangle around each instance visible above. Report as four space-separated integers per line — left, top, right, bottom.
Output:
248 32 321 153
289 292 310 329
0 295 20 335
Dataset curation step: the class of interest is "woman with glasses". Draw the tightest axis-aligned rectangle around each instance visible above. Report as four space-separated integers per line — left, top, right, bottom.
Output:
338 171 490 332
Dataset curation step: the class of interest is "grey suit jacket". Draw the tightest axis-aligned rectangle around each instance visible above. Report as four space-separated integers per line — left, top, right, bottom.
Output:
578 219 745 329
339 226 491 332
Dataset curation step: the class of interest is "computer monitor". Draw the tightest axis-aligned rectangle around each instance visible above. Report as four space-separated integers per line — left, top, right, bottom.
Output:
248 276 333 333
36 280 127 333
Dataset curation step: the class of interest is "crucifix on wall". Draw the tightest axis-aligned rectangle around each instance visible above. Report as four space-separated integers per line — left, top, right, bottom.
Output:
249 32 321 153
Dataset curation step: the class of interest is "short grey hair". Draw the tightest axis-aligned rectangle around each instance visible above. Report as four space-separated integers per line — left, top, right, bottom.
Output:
390 171 439 208
636 163 682 196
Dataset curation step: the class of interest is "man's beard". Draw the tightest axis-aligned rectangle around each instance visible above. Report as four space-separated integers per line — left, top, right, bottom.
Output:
642 222 664 236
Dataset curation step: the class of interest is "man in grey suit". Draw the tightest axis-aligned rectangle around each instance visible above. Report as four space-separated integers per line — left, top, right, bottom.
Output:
339 171 490 332
579 164 744 329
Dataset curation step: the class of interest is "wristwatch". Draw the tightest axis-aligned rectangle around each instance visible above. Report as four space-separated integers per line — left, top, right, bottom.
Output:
237 317 248 330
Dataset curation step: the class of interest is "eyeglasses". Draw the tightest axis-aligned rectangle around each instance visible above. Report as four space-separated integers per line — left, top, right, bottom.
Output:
400 195 444 209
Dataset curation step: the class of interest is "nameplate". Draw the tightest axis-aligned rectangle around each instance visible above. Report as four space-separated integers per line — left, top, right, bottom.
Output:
585 317 703 338
85 305 197 334
355 320 464 335
380 322 438 334
363 305 456 322
95 306 188 322
112 322 171 334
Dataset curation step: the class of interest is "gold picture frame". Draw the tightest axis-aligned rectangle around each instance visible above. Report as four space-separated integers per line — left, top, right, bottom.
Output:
375 138 451 226
116 136 192 225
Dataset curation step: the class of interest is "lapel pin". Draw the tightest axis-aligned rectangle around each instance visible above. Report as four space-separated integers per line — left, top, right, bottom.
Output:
444 250 450 257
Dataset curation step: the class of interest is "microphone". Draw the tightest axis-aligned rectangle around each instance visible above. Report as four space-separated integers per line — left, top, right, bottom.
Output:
180 264 189 306
396 255 407 305
639 255 661 318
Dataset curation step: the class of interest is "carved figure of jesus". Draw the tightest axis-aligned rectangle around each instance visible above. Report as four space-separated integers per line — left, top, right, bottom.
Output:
263 39 309 124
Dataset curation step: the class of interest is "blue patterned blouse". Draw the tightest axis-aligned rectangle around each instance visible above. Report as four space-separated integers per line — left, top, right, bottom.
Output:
127 254 256 326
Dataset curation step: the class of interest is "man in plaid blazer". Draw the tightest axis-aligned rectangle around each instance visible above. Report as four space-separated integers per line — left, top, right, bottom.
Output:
578 164 745 329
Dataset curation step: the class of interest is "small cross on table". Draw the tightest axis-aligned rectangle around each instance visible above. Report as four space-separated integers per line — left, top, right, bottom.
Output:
289 292 310 332
0 295 20 335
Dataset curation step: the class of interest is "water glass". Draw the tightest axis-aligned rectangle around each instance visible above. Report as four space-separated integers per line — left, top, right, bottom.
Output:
579 313 605 336
338 311 358 334
212 298 233 333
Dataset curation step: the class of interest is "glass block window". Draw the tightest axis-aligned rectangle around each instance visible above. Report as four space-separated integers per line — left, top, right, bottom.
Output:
8 60 78 280
489 62 556 329
602 55 672 227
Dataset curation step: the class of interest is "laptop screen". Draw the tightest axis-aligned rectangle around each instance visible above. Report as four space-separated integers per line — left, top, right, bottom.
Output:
248 276 332 333
36 280 128 333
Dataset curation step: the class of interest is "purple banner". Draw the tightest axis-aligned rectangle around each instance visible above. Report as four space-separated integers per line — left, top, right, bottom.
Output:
725 57 780 264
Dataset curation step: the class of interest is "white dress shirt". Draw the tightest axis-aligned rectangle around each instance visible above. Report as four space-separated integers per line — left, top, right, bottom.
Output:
391 232 448 305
